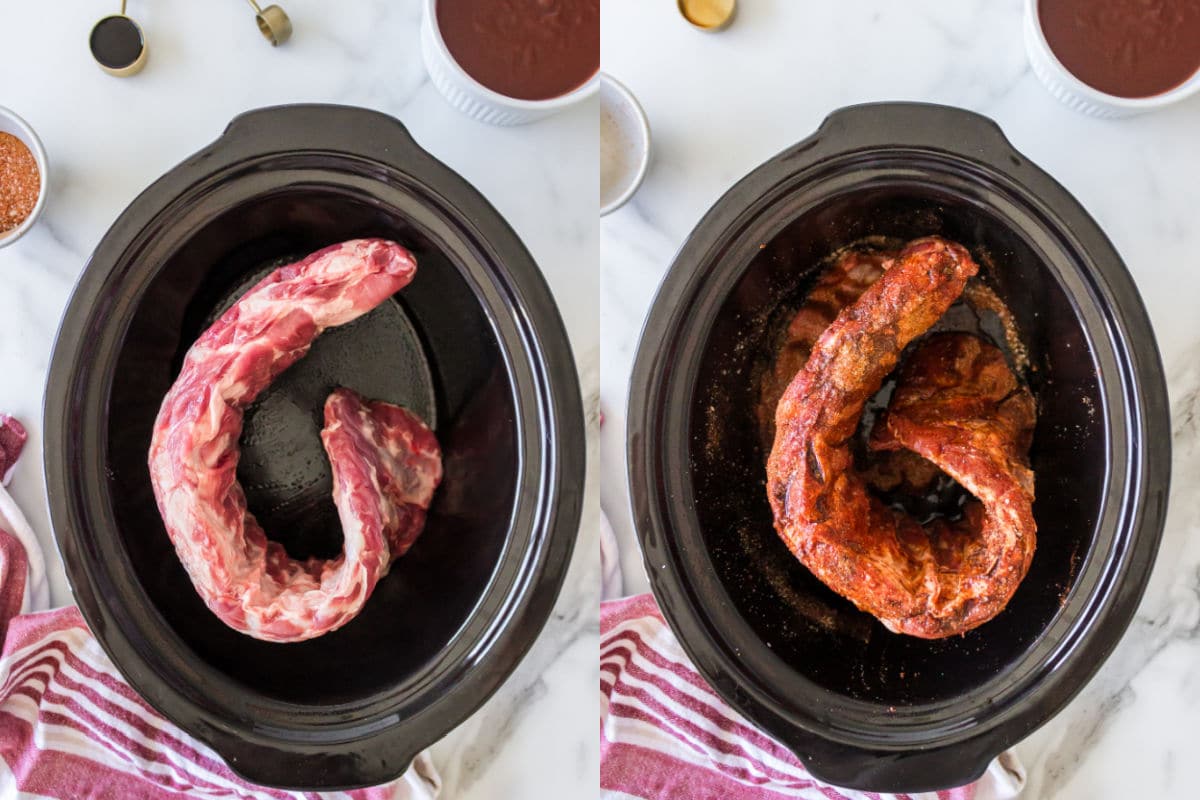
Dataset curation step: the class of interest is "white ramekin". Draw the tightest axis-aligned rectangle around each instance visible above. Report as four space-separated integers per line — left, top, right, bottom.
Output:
0 106 48 249
600 74 651 216
420 0 598 126
1024 0 1200 118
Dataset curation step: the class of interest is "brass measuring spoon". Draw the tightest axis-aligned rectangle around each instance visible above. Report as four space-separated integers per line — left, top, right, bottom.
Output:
677 0 737 32
89 0 148 77
244 0 293 46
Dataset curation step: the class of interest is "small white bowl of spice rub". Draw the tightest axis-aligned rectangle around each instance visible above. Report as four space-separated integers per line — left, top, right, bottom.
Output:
0 107 47 248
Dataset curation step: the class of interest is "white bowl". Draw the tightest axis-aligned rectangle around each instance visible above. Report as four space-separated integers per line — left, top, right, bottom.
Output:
600 74 650 216
0 106 48 248
420 0 597 126
1024 0 1200 118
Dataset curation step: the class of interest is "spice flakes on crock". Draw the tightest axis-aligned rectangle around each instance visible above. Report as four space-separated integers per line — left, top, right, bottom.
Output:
0 132 40 235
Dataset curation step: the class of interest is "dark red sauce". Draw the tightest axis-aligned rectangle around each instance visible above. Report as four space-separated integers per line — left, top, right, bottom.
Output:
90 15 145 70
436 0 599 101
1039 0 1200 98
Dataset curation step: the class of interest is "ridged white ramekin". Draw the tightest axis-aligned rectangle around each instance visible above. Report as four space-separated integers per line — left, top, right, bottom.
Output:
421 0 598 126
1024 0 1200 118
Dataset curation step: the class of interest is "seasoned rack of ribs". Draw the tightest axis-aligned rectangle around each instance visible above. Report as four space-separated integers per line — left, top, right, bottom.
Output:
757 249 892 446
766 237 1037 638
148 239 442 643
756 248 942 495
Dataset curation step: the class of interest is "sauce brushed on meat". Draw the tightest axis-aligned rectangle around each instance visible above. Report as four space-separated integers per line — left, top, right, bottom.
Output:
766 237 1036 638
755 248 945 497
148 239 442 643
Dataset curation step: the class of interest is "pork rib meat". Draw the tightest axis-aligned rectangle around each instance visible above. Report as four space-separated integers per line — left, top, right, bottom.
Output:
322 387 442 562
148 239 442 642
766 237 1037 638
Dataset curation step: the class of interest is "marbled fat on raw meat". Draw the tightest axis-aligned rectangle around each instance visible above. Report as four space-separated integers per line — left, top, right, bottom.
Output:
148 239 442 642
322 388 443 562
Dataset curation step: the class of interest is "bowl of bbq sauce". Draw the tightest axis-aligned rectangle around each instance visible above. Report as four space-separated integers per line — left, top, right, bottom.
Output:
421 0 599 125
1025 0 1200 117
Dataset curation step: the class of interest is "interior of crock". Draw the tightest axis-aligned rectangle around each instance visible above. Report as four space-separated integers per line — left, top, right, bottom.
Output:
688 185 1106 704
104 188 517 704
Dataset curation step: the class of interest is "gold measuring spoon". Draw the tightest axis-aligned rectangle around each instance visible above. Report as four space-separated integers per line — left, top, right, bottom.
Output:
244 0 292 46
89 0 148 77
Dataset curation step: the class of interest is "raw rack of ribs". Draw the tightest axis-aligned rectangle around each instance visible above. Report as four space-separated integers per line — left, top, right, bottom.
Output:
766 237 1037 638
148 239 443 643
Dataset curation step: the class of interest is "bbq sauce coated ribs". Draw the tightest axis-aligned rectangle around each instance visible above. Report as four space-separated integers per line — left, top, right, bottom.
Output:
757 247 942 496
766 237 1037 639
757 249 891 447
148 239 442 643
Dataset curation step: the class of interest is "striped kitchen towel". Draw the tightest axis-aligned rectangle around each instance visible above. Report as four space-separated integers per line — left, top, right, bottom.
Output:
0 415 48 618
0 415 440 799
600 593 1026 800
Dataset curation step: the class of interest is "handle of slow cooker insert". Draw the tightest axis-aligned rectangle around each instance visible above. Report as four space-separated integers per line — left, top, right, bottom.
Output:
211 103 485 213
787 101 1020 168
203 103 433 174
776 728 998 794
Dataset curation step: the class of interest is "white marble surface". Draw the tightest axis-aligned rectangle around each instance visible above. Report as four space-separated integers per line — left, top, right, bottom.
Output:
0 1 597 797
601 1 1200 797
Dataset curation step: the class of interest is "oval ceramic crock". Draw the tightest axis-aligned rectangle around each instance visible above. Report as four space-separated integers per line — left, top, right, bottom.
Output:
44 104 585 790
628 102 1169 793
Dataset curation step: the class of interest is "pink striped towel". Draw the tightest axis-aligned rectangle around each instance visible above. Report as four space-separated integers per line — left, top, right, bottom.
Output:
0 417 440 799
600 593 1025 800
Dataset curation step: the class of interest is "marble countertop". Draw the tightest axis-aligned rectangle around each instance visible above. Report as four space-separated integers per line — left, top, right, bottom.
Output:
0 1 597 797
601 1 1200 796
